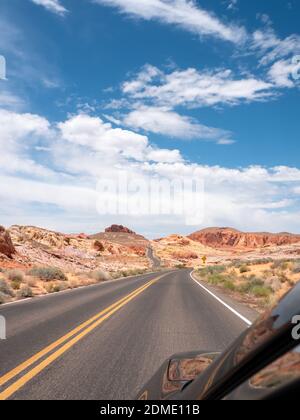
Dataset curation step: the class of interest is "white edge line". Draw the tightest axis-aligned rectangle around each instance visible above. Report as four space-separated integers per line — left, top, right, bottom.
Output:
190 270 252 327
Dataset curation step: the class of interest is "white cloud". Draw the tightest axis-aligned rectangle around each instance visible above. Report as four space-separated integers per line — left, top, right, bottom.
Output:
122 106 234 143
0 91 25 110
58 113 182 163
93 0 246 43
252 28 300 65
0 109 53 177
268 59 300 88
30 0 68 16
122 65 273 108
1 108 300 235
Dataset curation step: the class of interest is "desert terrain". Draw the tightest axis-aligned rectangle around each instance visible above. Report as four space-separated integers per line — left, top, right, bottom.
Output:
1 224 300 307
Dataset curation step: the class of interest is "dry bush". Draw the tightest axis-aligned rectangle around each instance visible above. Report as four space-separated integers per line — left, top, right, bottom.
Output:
29 267 67 282
45 281 69 294
0 279 14 297
0 291 9 304
88 270 110 282
24 277 38 288
17 285 33 299
7 270 24 283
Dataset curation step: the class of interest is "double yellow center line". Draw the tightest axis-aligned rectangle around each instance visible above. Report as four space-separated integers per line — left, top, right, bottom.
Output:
0 274 165 400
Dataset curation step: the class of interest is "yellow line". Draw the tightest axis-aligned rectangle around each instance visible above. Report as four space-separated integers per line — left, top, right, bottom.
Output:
0 275 164 393
0 276 161 400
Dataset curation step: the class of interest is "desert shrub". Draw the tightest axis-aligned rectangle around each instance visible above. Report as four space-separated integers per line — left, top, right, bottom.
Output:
238 277 271 298
251 285 272 298
7 270 24 283
239 265 250 274
231 261 247 268
24 277 37 288
249 258 273 265
29 267 67 282
175 264 186 269
271 260 289 270
89 269 110 282
0 279 14 297
0 291 8 304
199 265 225 277
206 273 227 286
17 285 33 299
11 280 21 290
292 263 300 274
45 282 68 294
223 280 236 291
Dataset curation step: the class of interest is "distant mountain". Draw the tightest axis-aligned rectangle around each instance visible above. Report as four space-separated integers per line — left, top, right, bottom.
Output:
188 227 300 250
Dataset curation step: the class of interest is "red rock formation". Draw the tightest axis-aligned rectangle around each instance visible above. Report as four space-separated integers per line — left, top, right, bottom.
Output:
189 227 300 250
93 240 105 252
0 226 16 258
105 225 136 234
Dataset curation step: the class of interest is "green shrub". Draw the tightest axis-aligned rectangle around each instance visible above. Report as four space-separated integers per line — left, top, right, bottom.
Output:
0 279 14 297
17 285 33 298
206 273 227 286
223 280 236 291
251 285 272 298
238 278 271 298
199 265 225 277
29 267 67 282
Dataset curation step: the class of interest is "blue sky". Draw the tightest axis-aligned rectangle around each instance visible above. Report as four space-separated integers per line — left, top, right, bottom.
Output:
0 0 299 237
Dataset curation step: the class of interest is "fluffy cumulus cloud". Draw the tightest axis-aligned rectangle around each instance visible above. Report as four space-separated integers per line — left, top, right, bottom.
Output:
30 0 68 15
0 108 300 235
93 0 246 44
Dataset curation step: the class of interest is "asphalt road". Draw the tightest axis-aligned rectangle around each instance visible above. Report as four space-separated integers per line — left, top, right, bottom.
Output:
0 270 258 400
146 246 162 268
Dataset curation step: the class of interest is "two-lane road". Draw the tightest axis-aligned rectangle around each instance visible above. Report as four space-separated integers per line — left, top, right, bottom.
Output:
0 270 257 400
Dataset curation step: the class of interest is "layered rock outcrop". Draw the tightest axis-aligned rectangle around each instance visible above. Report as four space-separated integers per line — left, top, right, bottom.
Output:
189 228 300 250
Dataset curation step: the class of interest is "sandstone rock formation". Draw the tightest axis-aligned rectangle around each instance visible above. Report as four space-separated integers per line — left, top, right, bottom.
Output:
7 225 150 273
105 225 135 234
189 228 300 250
0 226 16 258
